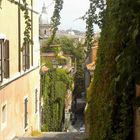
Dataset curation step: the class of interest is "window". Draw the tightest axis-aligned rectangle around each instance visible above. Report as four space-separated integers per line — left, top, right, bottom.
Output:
0 39 9 82
24 98 28 129
31 0 33 66
2 104 7 124
22 43 30 71
35 89 38 113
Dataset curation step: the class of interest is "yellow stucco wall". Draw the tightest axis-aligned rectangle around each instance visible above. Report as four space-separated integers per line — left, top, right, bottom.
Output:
0 69 40 140
0 0 19 75
0 0 40 75
91 43 98 63
0 0 40 139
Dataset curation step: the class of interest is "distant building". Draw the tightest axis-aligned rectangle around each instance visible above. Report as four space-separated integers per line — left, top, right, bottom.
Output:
39 3 51 39
39 3 85 47
84 40 99 134
84 41 98 89
56 29 85 43
41 47 75 73
0 1 40 139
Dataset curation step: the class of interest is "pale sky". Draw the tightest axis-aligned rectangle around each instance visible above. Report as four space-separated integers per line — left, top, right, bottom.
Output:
38 0 100 32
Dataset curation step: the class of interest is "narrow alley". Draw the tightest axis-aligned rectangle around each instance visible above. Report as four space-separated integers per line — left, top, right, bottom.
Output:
1 0 139 140
15 106 87 140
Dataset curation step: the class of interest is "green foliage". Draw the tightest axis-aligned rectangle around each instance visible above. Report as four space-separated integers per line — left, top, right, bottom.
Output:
0 0 2 7
41 57 53 68
22 0 32 45
86 0 140 140
44 36 81 59
73 43 85 98
6 0 32 45
84 0 105 57
41 69 73 131
43 36 85 98
47 0 63 45
41 36 84 69
57 36 78 56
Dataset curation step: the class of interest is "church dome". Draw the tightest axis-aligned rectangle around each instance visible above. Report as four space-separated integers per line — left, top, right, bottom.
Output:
39 3 49 25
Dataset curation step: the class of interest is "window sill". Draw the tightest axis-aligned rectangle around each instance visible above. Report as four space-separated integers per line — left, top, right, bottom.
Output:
0 65 39 88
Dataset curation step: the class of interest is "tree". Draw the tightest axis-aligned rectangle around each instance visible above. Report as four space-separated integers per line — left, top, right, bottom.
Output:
84 0 105 57
47 0 63 45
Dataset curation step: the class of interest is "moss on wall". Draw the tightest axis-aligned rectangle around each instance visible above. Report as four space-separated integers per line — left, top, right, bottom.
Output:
86 1 140 140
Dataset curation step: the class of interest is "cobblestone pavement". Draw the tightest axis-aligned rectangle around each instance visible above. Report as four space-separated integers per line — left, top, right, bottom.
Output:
15 132 88 140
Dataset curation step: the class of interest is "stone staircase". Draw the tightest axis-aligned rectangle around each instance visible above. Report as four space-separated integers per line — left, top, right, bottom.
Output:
14 132 88 140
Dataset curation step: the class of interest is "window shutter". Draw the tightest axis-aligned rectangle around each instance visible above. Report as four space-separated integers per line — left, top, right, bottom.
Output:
25 43 30 69
0 40 3 82
3 40 9 78
22 45 26 71
23 43 30 71
24 98 28 129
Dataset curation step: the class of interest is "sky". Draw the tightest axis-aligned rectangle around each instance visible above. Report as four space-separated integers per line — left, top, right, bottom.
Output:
38 0 100 32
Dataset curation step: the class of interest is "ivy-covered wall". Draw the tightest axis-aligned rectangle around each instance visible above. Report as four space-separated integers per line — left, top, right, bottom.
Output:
41 68 73 131
87 0 140 140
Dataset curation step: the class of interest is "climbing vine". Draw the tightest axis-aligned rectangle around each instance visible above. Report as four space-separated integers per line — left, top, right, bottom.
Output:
22 0 32 45
41 68 73 131
1 0 32 45
84 0 105 57
86 0 140 140
47 0 63 45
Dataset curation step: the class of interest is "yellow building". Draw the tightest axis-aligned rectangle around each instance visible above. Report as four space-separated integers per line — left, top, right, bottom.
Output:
0 0 40 139
85 41 98 89
84 41 98 135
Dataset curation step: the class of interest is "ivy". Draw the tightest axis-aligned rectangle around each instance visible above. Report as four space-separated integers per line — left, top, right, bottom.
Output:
84 0 105 57
47 0 63 45
41 68 73 131
0 0 2 8
86 0 140 140
1 0 32 46
42 35 85 99
22 0 32 45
